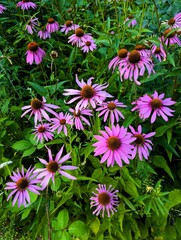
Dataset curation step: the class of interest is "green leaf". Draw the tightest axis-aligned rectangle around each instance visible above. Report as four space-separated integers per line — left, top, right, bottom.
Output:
61 232 72 240
68 220 88 237
51 177 61 191
166 189 181 210
22 147 36 158
28 81 48 96
90 218 100 235
21 208 31 220
155 122 178 137
57 209 69 230
125 181 139 197
12 140 32 151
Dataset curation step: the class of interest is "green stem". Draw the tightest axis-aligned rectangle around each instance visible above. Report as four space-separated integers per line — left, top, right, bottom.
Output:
45 186 51 240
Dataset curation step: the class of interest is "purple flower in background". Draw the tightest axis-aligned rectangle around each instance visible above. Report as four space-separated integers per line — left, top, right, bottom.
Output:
63 74 112 111
0 4 6 14
108 48 128 71
25 17 39 34
25 42 46 65
60 20 79 34
134 45 150 57
38 29 51 39
151 44 166 62
17 0 37 10
51 112 73 135
118 50 154 85
68 28 93 47
129 125 155 160
90 184 119 217
124 15 137 27
69 108 92 130
33 123 54 143
93 125 136 167
96 100 126 124
132 91 176 123
21 97 59 125
5 167 42 207
34 146 78 189
46 18 59 33
163 12 181 29
80 39 97 53
162 29 181 46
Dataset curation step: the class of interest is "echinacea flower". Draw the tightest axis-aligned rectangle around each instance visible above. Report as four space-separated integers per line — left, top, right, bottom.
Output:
96 100 126 125
0 4 6 14
16 0 37 10
34 146 78 189
5 167 42 207
93 125 136 167
60 20 79 35
33 123 54 143
38 29 51 39
162 29 181 46
51 112 73 135
108 48 128 71
118 50 154 85
131 91 176 123
80 39 97 53
46 18 59 33
124 15 137 27
151 44 166 62
63 74 112 110
68 28 93 47
25 42 46 65
25 17 39 34
90 184 119 217
21 97 59 125
129 125 155 160
69 108 92 130
134 44 150 57
162 12 181 29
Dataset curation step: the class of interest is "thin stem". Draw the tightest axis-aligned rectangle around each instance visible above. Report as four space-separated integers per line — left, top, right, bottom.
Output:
151 0 161 33
45 186 51 240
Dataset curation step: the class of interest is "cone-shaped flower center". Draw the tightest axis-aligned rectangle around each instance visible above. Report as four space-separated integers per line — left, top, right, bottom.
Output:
98 192 110 205
168 18 175 25
47 161 59 173
38 126 45 133
22 0 30 2
60 119 66 125
75 28 84 37
150 98 162 109
16 178 29 190
118 49 128 58
107 136 121 150
128 15 134 19
28 42 38 51
128 50 140 63
163 29 175 38
81 85 95 99
85 41 91 46
48 18 55 24
65 20 72 27
73 110 81 117
50 51 58 58
31 98 43 110
154 47 161 54
135 44 146 50
135 134 145 145
108 102 116 110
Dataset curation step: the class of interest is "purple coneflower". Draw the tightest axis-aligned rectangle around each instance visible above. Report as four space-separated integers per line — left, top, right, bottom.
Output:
96 100 126 125
134 44 150 57
38 29 51 39
90 184 119 217
25 17 39 34
34 146 78 189
60 20 79 35
25 42 46 65
68 28 93 47
16 0 37 10
124 15 137 27
80 39 97 53
33 123 54 143
108 48 128 71
162 29 181 46
151 44 166 62
51 112 73 136
163 12 181 29
118 50 154 85
132 91 176 123
5 167 42 207
63 74 112 110
21 96 59 125
0 4 6 14
69 108 92 130
129 125 155 160
46 18 59 33
93 124 136 167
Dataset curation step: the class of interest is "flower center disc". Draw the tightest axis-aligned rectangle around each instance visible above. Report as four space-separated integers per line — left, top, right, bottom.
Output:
81 85 95 98
73 110 81 117
135 134 145 145
16 178 29 190
28 42 38 51
128 50 140 63
48 18 55 24
163 29 175 38
22 0 29 2
60 119 66 125
118 49 128 58
168 17 175 25
135 44 145 50
31 98 42 110
107 136 121 150
108 102 116 110
65 20 72 27
154 47 161 54
47 161 59 173
85 41 91 46
38 126 45 133
128 15 134 19
75 28 84 37
98 192 110 205
150 98 162 109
